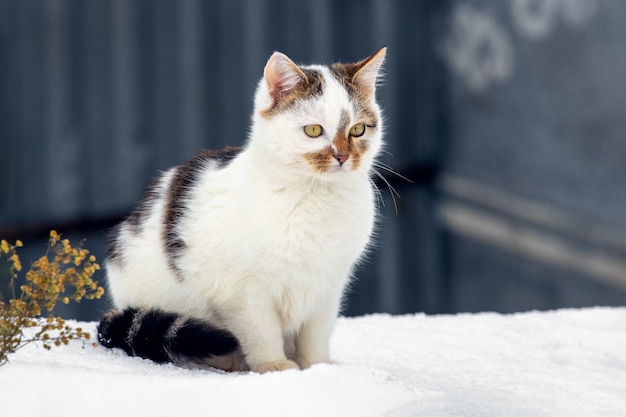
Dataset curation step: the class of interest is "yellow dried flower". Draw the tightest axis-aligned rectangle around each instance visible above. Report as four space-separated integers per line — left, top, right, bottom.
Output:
9 254 22 272
0 231 104 366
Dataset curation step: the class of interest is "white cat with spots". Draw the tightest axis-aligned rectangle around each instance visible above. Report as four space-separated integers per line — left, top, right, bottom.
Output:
99 48 387 373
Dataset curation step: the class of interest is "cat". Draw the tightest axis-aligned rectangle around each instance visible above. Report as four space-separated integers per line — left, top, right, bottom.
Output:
97 47 387 373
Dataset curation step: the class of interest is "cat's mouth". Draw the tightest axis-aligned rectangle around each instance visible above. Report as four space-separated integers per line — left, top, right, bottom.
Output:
331 162 350 172
325 163 357 177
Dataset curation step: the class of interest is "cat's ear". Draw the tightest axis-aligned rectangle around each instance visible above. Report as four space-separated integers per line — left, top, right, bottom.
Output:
264 52 306 102
351 47 387 98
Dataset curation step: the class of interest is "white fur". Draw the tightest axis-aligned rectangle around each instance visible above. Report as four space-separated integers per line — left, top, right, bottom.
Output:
105 51 385 373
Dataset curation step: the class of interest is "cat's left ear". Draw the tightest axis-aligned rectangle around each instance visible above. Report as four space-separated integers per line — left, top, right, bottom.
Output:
264 52 306 102
352 47 387 98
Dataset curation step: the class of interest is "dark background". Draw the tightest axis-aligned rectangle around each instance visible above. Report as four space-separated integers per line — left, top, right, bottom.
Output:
1 0 625 321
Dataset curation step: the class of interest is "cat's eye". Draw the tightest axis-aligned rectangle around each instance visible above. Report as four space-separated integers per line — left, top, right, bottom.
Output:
303 124 323 138
349 123 366 137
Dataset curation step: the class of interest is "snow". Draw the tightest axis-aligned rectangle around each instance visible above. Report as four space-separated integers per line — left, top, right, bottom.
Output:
1 308 625 417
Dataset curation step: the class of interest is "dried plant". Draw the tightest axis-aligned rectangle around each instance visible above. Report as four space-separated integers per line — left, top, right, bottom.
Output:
0 231 105 367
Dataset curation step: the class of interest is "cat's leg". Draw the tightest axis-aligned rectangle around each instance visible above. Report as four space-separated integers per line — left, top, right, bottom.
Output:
295 303 339 369
184 350 248 372
228 307 299 373
193 349 248 372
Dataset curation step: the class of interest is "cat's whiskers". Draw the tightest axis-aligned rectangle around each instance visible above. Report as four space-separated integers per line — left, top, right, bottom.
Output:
291 160 325 191
370 176 387 210
358 166 386 210
307 170 324 193
373 161 413 184
371 168 399 214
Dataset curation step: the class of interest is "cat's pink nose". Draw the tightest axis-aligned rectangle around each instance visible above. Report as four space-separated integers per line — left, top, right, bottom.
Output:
334 153 349 165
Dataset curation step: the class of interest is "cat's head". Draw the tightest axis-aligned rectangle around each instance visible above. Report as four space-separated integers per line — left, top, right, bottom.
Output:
250 48 386 182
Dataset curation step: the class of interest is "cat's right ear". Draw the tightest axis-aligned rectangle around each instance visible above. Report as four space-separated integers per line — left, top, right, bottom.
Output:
264 52 306 102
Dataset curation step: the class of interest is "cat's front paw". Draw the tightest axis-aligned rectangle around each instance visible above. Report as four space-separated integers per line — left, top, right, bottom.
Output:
296 356 332 370
255 359 300 374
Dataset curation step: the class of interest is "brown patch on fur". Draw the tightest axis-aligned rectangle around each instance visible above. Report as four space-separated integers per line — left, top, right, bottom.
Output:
260 68 324 118
305 143 366 173
330 64 368 110
305 139 370 174
357 109 379 128
304 147 334 173
351 137 371 171
329 49 384 125
163 147 243 280
329 48 385 100
357 139 370 152
332 109 352 157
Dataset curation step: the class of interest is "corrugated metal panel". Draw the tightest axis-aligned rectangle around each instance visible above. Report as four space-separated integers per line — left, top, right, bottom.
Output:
0 0 444 221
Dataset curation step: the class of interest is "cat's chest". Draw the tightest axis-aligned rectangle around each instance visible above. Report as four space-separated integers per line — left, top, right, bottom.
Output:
181 177 375 325
257 185 373 255
186 176 374 277
257 186 374 327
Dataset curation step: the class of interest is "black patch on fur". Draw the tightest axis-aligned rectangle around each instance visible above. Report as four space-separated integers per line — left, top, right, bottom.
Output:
105 178 162 267
162 147 243 278
127 178 162 233
97 308 137 356
128 310 178 363
168 317 240 360
301 68 325 96
203 146 243 168
97 307 240 365
105 224 124 266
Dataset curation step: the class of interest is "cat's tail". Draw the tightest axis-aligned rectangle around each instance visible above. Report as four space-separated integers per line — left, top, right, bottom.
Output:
96 308 241 366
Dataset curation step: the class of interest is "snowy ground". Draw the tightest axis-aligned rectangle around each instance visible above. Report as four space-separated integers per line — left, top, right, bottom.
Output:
1 307 625 417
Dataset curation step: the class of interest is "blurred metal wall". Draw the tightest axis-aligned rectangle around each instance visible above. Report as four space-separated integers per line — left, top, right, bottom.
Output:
438 0 626 312
1 0 625 320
